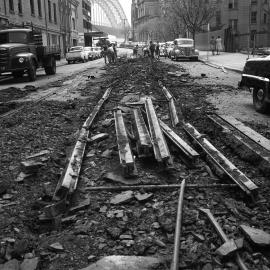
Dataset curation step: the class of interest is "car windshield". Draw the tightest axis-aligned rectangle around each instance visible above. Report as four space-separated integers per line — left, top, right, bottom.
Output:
176 40 193 45
0 32 28 44
70 46 83 51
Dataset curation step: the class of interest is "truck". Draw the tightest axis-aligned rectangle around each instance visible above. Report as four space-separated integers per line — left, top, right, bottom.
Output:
0 28 61 82
239 57 270 113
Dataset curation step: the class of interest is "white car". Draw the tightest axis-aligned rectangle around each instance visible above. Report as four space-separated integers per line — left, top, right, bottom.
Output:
66 46 88 64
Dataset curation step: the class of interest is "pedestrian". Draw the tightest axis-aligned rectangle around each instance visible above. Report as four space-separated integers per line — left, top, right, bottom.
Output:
149 41 155 59
112 43 117 62
102 44 108 64
216 36 223 55
133 44 138 57
143 46 149 57
155 42 160 59
210 36 216 55
107 45 115 63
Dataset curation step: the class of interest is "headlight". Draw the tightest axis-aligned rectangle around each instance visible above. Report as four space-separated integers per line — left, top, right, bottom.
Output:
19 57 25 63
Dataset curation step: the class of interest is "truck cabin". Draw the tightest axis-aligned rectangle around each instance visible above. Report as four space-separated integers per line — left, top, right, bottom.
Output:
0 29 42 46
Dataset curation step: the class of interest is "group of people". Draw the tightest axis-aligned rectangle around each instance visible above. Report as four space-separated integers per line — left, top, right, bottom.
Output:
133 41 160 59
209 36 223 55
102 43 117 64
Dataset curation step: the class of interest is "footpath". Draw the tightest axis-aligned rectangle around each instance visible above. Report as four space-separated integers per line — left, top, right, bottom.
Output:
199 51 265 73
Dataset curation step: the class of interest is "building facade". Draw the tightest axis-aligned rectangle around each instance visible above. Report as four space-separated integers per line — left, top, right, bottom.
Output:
131 0 161 42
0 0 80 56
196 0 270 51
77 0 92 46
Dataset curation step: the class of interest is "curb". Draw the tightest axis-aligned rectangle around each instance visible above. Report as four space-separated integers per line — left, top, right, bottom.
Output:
199 58 242 74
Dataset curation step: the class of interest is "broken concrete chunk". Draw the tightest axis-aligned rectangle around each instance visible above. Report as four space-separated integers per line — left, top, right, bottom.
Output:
101 118 114 127
15 172 31 183
240 225 270 246
78 255 163 270
101 149 112 158
110 191 133 205
191 232 205 242
20 257 39 270
20 160 44 174
69 198 90 214
107 210 124 218
134 192 153 202
88 133 109 144
215 239 238 257
26 150 50 160
104 172 139 185
0 259 20 270
0 181 10 195
49 242 64 252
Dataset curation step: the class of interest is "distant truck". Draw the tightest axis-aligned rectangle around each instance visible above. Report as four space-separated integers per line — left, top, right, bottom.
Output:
0 28 61 81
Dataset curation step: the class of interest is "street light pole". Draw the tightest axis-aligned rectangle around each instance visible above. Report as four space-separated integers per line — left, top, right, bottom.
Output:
247 0 251 60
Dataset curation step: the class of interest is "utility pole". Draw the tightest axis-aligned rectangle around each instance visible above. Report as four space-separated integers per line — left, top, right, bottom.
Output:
247 0 251 59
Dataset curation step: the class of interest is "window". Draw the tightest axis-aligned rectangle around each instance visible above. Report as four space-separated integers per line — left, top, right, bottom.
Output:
53 3 57 23
0 32 28 44
38 0 42 17
229 19 238 31
251 11 257 24
264 13 267 24
228 0 238 9
251 0 257 4
72 18 75 30
48 0 52 21
18 0 22 14
216 10 221 26
30 0 35 15
9 0 14 11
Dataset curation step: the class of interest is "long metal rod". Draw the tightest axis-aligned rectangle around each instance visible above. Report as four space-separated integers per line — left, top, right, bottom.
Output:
171 179 186 270
85 183 237 192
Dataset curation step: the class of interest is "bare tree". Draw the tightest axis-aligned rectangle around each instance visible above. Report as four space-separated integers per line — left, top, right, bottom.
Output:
171 0 217 41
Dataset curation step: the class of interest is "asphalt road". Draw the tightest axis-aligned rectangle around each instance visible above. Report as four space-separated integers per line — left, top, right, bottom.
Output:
0 48 132 91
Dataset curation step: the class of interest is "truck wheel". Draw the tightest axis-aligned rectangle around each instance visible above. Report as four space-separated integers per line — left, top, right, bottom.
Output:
28 61 37 82
12 71 24 78
67 60 71 64
253 87 269 113
45 57 56 75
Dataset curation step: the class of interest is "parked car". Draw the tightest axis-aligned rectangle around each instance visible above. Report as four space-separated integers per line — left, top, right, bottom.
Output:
94 47 102 58
66 46 88 64
84 47 93 60
256 47 270 56
239 57 270 113
170 38 199 61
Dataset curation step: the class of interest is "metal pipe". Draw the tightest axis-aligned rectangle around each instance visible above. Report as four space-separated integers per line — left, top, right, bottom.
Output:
171 179 186 270
85 184 237 192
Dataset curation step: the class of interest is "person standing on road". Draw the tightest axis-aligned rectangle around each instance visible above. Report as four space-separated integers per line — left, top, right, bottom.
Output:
113 43 117 62
155 42 160 59
149 41 155 59
210 36 216 55
216 36 223 55
133 45 139 57
102 44 108 64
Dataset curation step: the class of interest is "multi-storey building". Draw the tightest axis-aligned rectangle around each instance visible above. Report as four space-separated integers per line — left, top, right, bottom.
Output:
77 0 92 46
196 0 270 51
131 0 161 42
0 0 80 56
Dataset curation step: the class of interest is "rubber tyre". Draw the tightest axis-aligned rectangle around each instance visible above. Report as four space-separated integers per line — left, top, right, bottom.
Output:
253 87 270 113
45 57 56 75
12 71 24 78
28 61 37 82
67 60 72 64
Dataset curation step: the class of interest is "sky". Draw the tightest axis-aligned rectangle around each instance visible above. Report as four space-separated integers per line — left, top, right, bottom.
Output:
119 0 132 24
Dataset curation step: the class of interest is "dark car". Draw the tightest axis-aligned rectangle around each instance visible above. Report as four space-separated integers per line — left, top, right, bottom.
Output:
239 57 270 113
